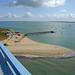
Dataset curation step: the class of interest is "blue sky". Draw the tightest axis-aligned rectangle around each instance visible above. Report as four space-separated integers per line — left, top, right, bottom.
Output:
0 0 75 21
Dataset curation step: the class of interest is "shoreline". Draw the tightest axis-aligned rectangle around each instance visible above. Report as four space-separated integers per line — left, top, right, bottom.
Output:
1 32 75 58
14 51 75 59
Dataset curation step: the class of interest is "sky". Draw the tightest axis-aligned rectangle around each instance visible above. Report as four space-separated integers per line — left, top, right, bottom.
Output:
0 0 75 21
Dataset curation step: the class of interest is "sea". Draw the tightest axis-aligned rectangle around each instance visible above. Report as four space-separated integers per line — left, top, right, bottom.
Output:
0 21 75 75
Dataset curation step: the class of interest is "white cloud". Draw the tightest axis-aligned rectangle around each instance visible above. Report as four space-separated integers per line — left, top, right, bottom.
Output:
0 12 33 18
0 13 12 18
44 14 75 21
7 0 65 8
1 13 75 21
43 0 65 7
61 9 67 12
6 13 13 17
24 12 33 17
0 13 21 18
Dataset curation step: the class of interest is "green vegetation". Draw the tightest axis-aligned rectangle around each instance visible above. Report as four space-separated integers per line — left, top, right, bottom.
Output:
0 28 9 41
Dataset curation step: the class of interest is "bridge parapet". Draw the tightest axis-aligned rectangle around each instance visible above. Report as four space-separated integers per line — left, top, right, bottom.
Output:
0 42 31 75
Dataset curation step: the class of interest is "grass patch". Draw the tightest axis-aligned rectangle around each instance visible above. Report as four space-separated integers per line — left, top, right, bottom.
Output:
0 28 9 41
0 28 10 32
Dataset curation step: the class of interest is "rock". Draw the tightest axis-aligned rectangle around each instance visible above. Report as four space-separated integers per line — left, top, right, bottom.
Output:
4 43 9 46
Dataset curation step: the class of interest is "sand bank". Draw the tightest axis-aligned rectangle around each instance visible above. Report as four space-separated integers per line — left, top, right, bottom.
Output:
1 34 74 57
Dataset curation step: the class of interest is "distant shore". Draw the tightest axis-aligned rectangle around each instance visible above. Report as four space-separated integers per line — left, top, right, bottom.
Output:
1 31 75 58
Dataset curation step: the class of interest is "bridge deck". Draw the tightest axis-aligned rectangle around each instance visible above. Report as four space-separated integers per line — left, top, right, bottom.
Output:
0 69 2 75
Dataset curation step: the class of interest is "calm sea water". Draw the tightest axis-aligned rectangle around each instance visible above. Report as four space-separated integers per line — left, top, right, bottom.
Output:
17 57 75 75
0 21 75 75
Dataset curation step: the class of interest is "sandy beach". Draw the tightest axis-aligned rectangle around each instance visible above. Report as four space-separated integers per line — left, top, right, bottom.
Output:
1 34 74 57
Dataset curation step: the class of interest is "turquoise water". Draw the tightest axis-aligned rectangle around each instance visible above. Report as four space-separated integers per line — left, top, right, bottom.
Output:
0 21 75 50
0 21 75 75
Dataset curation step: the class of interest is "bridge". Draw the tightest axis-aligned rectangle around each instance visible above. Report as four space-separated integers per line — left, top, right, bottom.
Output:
0 42 31 75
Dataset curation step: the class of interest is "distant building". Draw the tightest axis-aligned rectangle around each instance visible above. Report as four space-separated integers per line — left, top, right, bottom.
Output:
5 31 20 35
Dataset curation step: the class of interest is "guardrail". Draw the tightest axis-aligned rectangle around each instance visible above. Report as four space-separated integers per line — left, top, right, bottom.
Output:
0 42 31 75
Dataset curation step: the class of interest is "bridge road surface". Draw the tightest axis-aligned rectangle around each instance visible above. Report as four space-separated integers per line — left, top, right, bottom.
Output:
0 69 2 75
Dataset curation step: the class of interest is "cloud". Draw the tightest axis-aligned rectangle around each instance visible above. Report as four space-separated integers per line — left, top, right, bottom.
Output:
44 14 75 21
43 0 65 7
0 13 12 18
1 13 75 21
0 13 21 18
24 12 33 17
61 9 67 12
0 12 33 19
5 13 13 18
7 0 65 8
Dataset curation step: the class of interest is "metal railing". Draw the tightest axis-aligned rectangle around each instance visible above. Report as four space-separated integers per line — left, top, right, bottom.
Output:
0 42 31 75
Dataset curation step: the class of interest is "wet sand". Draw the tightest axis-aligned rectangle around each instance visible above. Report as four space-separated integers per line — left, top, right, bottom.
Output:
1 34 74 57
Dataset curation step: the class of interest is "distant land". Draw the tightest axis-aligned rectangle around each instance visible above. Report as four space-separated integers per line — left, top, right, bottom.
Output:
0 21 75 23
